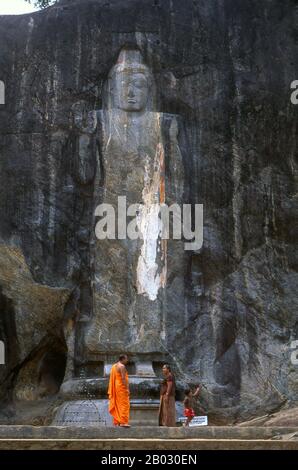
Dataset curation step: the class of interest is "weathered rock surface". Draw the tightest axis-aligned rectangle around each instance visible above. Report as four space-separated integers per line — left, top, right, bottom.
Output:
239 406 298 427
0 0 297 423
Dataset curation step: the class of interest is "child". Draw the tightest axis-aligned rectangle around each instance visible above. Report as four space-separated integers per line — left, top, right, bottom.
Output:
183 385 201 427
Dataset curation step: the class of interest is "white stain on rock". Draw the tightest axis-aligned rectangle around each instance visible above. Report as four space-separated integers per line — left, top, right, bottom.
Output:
136 142 167 301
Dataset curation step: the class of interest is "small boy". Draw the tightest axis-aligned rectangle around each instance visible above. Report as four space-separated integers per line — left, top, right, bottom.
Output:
183 385 201 427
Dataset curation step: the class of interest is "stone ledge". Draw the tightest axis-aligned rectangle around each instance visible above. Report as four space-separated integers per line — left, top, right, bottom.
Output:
0 426 297 440
0 438 297 450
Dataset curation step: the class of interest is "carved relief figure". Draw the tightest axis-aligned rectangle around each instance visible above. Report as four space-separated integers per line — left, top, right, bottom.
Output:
74 47 186 377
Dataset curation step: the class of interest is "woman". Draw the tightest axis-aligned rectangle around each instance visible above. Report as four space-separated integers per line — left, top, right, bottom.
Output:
159 364 176 426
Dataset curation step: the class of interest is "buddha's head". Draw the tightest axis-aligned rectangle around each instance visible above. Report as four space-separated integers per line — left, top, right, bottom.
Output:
106 48 154 112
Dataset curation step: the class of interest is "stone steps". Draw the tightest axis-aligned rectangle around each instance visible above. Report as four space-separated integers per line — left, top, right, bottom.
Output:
0 426 297 449
0 438 297 450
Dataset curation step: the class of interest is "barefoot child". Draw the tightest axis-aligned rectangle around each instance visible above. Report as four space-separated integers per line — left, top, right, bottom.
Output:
183 385 201 427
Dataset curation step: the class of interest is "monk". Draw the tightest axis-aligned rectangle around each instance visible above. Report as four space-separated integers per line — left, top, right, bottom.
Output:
159 364 176 426
108 354 130 427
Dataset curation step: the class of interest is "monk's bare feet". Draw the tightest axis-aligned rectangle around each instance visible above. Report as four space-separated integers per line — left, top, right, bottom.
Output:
120 424 130 428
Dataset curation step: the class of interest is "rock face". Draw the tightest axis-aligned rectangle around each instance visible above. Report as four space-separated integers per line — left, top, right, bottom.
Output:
0 0 297 423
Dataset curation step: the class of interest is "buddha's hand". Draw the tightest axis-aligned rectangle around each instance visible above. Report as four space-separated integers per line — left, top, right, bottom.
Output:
71 101 97 134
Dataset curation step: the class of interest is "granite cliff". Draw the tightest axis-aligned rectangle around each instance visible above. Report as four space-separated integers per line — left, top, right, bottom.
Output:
0 0 297 423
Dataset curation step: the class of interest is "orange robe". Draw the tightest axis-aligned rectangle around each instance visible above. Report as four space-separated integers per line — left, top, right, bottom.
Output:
108 363 130 425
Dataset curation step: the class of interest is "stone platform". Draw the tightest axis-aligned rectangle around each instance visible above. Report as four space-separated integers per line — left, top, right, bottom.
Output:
52 399 160 427
0 426 297 450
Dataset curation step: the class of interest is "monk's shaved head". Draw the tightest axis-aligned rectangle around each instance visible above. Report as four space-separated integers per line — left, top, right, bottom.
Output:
119 354 128 363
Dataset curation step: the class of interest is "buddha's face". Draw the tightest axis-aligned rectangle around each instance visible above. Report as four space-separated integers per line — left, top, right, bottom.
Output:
115 70 149 112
